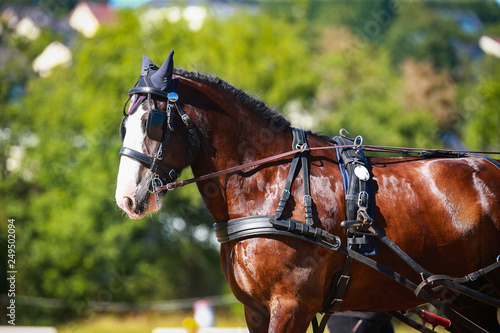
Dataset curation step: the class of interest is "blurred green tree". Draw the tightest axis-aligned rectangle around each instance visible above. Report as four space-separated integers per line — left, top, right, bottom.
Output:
2 8 318 325
381 2 463 69
315 27 441 148
460 55 500 151
2 1 499 327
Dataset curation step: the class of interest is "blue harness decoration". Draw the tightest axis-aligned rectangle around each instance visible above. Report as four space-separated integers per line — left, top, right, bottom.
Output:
318 130 378 324
333 131 378 256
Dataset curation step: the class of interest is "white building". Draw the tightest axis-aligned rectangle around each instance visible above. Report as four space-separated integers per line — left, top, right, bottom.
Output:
479 35 500 59
69 2 116 38
32 41 72 77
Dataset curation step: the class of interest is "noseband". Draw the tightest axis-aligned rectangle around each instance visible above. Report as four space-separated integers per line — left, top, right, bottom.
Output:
119 66 199 206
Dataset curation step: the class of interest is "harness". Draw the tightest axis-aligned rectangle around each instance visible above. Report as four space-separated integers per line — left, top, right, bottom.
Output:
318 132 377 327
118 59 500 333
215 128 341 246
210 129 500 333
213 128 379 331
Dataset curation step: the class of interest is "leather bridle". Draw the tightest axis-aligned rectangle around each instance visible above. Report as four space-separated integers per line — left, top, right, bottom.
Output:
119 66 199 206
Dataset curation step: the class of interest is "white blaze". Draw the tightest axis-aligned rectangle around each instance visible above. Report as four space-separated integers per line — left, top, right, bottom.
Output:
115 106 148 214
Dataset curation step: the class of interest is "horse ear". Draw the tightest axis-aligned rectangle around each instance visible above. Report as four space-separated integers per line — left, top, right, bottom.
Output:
151 49 175 92
142 55 154 74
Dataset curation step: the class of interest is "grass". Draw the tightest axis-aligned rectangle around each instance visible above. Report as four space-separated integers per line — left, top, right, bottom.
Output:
56 312 450 333
57 312 248 333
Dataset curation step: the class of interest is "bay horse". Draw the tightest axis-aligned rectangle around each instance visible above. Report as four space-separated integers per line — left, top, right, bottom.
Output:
115 51 500 332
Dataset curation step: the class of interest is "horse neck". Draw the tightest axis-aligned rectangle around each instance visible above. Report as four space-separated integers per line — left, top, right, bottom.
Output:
177 76 292 221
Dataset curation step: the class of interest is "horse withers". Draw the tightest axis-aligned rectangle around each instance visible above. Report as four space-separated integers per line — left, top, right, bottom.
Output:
115 51 500 332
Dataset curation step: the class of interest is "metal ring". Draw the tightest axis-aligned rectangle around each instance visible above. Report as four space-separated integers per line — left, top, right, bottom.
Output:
354 135 363 148
333 236 341 249
147 174 163 194
296 143 309 152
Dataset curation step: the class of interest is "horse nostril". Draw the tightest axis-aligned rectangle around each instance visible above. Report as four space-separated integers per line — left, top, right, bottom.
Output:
124 196 135 211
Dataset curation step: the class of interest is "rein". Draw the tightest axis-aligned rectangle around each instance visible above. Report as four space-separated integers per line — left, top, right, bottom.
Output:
364 145 500 157
156 144 500 192
156 143 355 191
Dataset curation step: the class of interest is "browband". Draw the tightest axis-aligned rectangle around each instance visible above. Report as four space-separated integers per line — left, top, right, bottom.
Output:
129 87 170 99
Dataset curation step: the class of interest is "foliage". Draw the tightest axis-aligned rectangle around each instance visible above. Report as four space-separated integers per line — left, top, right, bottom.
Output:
1 7 317 325
1 0 500 327
315 28 441 147
460 55 500 151
381 2 463 69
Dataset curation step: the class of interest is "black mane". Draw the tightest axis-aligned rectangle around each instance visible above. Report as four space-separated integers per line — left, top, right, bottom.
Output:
174 68 291 131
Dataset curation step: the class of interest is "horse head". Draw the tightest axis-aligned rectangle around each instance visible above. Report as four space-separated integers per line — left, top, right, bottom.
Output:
116 50 200 218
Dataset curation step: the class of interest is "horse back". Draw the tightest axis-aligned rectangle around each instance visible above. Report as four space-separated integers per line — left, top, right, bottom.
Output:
369 155 500 275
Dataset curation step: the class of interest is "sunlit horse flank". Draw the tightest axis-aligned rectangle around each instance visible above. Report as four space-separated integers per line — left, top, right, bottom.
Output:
116 52 500 332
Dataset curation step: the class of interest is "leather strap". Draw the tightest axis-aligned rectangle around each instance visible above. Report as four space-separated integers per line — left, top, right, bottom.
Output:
156 143 359 191
275 155 301 219
322 258 352 314
414 261 500 309
320 136 373 317
214 215 341 250
213 213 493 333
119 147 178 182
275 128 314 226
302 152 313 226
129 86 169 99
469 153 500 170
335 242 491 333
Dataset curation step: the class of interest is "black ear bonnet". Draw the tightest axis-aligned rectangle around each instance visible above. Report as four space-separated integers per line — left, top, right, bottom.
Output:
120 49 176 142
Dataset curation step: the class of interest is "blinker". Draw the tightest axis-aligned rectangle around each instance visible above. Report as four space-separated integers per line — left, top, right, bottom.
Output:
146 110 167 142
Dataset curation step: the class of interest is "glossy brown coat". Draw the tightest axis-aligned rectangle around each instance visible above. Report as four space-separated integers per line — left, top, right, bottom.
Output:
118 70 500 332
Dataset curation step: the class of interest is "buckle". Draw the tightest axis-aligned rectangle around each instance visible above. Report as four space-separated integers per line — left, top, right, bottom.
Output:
358 191 369 209
281 189 290 201
467 273 478 282
337 274 351 285
332 298 343 305
168 169 178 181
